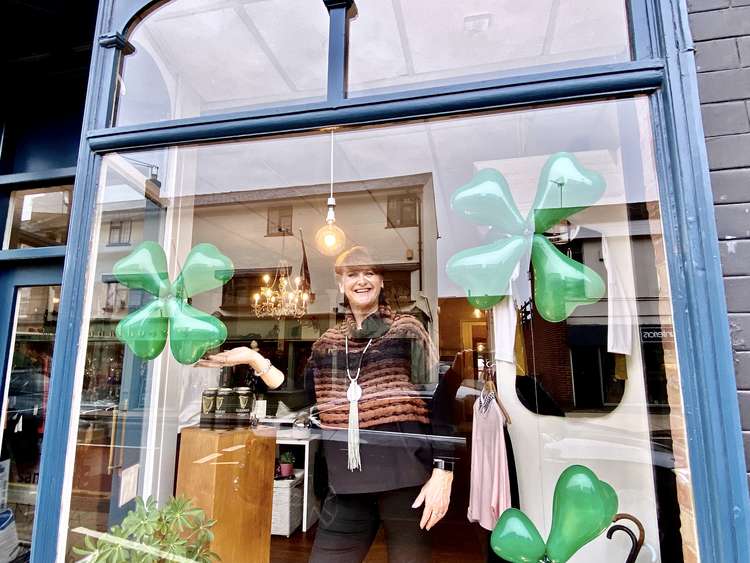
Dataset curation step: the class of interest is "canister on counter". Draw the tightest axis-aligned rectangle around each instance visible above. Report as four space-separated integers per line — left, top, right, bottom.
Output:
202 387 218 414
235 387 253 422
200 387 218 428
216 387 237 418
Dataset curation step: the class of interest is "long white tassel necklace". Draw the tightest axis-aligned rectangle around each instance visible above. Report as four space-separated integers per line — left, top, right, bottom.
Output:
345 335 373 471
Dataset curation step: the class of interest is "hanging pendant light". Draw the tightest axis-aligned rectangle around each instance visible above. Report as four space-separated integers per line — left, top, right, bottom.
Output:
315 129 346 256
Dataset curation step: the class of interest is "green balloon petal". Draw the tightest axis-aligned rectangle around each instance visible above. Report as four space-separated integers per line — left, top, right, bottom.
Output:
447 236 529 308
172 243 235 298
468 294 506 310
115 299 168 360
113 241 170 297
168 299 228 365
531 153 606 234
451 169 527 235
531 235 605 322
490 509 546 563
545 465 619 563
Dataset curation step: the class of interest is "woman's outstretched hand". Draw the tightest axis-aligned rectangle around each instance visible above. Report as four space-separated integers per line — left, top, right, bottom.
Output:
195 347 284 389
197 347 263 369
412 468 453 530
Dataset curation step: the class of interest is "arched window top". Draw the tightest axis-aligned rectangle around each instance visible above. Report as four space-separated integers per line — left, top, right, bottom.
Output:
347 0 632 97
114 0 330 127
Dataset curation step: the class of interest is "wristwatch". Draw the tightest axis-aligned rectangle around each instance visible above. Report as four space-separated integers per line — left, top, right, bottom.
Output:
433 459 455 472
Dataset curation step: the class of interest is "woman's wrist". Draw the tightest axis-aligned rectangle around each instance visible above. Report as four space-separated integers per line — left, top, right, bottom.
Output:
246 350 265 372
249 352 283 389
253 356 272 376
432 467 454 480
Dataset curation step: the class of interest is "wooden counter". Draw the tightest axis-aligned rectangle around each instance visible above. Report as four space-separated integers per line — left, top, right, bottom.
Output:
176 426 276 563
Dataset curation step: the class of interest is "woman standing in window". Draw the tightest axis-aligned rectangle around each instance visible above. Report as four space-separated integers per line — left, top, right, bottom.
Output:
206 246 454 562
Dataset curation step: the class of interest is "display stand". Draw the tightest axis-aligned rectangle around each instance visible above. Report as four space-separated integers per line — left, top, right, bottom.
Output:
272 469 303 537
275 430 320 532
176 426 276 563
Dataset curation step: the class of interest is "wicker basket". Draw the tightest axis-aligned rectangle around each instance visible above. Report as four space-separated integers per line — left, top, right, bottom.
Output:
271 469 303 537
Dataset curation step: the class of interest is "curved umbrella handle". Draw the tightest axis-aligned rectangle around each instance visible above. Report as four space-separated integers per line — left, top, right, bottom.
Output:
607 513 645 563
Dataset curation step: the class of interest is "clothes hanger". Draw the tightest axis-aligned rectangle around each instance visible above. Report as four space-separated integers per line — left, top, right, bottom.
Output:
483 361 511 425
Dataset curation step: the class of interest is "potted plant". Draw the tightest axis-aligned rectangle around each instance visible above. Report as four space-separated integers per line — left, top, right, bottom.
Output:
279 451 295 478
73 496 219 562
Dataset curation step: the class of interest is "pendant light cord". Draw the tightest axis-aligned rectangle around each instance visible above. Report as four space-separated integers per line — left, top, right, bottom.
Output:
329 128 335 200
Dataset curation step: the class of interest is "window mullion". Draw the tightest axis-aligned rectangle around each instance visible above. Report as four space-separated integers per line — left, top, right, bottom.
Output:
323 0 354 103
628 0 659 60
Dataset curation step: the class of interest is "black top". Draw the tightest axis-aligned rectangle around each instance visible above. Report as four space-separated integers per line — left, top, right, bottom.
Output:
304 311 456 494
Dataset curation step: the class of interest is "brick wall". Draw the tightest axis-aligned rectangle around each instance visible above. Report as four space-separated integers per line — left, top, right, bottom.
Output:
523 317 574 408
688 0 750 484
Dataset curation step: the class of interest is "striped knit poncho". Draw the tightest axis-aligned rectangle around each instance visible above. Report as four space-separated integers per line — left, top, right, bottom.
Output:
307 306 436 430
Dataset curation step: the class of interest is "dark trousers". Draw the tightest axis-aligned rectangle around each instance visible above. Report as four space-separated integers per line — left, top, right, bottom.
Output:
309 486 431 563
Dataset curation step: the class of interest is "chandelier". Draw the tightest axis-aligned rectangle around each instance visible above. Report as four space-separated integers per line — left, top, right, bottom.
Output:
253 270 309 319
253 228 311 319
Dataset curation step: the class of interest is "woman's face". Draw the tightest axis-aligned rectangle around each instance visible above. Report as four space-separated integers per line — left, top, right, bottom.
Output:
339 267 383 312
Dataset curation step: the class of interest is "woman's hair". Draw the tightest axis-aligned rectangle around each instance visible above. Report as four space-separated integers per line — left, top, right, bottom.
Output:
335 246 387 308
334 246 383 276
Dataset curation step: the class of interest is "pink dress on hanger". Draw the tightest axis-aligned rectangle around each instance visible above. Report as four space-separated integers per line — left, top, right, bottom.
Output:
467 390 511 531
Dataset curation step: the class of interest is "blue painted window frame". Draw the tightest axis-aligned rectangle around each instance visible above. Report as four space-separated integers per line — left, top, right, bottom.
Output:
0 169 72 388
0 264 65 386
0 169 70 552
31 0 750 561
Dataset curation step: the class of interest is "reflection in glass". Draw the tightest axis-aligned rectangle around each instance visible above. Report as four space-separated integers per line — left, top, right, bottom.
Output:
4 186 71 249
0 286 59 559
67 99 697 562
348 0 631 97
115 0 329 126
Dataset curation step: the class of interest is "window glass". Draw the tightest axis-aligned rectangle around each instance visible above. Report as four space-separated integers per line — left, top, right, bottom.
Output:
3 186 72 249
347 0 631 97
114 0 329 126
0 285 60 558
267 206 293 236
387 194 419 228
65 98 698 562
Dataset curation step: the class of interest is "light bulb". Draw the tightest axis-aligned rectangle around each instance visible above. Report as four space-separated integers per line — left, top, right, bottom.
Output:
315 222 346 256
253 293 260 302
262 274 270 284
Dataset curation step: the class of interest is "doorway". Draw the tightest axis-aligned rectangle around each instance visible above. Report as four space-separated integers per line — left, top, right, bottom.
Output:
0 263 63 558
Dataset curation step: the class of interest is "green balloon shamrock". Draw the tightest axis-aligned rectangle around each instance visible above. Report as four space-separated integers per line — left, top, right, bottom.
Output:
113 241 235 365
491 465 619 563
446 152 606 322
